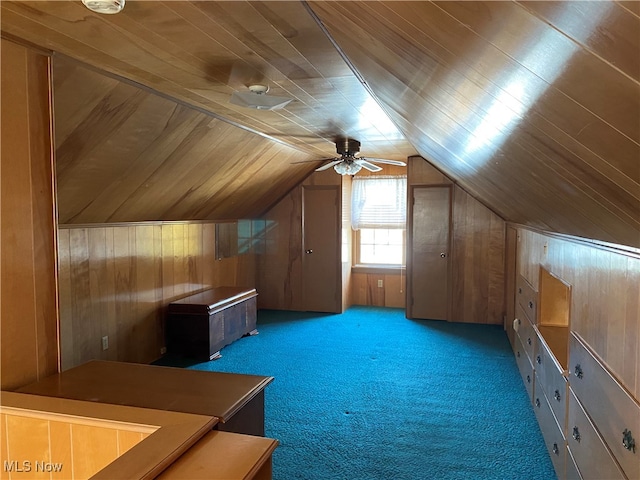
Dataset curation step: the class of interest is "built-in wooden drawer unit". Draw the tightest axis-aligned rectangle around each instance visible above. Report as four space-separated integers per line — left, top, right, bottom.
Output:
569 333 639 479
514 334 535 403
534 329 568 433
516 274 537 322
533 379 566 480
567 388 625 480
515 303 536 364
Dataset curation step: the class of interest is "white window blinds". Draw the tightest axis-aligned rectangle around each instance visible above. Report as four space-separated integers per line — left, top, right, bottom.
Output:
351 175 407 230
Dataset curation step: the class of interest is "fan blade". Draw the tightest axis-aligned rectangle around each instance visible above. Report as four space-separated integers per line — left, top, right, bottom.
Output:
291 157 336 165
316 160 342 171
361 157 407 166
355 159 383 172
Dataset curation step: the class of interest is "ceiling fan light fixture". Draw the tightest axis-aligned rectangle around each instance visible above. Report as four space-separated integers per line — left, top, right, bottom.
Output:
334 160 362 175
229 84 293 111
82 0 125 14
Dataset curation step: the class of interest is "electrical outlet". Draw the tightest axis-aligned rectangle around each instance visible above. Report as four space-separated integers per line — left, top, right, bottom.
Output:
101 336 109 351
160 346 167 355
377 279 383 288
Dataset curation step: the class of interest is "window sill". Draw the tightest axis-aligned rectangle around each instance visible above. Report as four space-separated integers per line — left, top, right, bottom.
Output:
351 264 406 275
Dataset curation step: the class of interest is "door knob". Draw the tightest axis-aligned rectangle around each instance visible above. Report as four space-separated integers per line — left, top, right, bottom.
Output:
305 249 313 254
440 253 446 258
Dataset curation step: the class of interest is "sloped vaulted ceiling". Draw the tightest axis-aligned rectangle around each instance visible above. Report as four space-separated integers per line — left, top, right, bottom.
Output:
308 1 640 247
1 1 639 247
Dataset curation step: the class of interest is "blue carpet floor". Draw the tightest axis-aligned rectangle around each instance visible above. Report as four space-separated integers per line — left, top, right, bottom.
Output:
161 306 556 480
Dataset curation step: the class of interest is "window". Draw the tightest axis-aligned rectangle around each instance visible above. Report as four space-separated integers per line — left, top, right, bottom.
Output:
351 175 406 266
358 228 405 265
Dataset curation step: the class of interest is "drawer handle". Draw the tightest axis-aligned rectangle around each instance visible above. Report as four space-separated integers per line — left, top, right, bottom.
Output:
574 364 583 379
518 287 522 294
536 355 541 365
535 398 541 408
552 443 559 455
526 375 531 384
622 429 636 453
527 337 532 346
572 426 581 442
528 301 534 309
516 351 520 358
554 390 561 402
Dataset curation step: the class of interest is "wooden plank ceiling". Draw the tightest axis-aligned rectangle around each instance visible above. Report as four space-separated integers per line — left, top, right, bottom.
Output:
1 1 638 246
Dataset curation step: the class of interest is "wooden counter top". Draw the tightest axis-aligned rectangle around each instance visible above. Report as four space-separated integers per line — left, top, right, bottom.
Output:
18 360 273 423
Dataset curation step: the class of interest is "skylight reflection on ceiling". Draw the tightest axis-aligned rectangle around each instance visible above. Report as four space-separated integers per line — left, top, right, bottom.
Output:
356 96 405 141
460 2 612 169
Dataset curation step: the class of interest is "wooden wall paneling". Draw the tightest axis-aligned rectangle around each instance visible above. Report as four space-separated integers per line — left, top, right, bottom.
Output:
1 39 58 390
135 225 160 363
505 226 518 346
187 223 202 287
1 412 151 480
202 223 216 288
628 256 640 400
384 274 406 308
87 228 108 362
58 221 258 369
58 229 74 371
0 415 7 477
607 252 629 383
350 273 367 306
4 415 51 480
72 424 119 479
113 227 135 363
68 228 92 367
103 228 118 364
516 226 640 400
49 421 73 479
152 225 164 356
168 224 185 299
28 47 59 380
366 275 385 307
258 187 304 311
407 156 452 185
161 224 177 303
350 273 405 308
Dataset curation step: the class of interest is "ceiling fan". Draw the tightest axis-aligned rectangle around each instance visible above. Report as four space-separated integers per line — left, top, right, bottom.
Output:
296 138 406 175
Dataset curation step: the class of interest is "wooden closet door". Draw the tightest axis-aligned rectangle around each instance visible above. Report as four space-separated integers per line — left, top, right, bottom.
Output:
302 186 341 313
408 186 451 320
